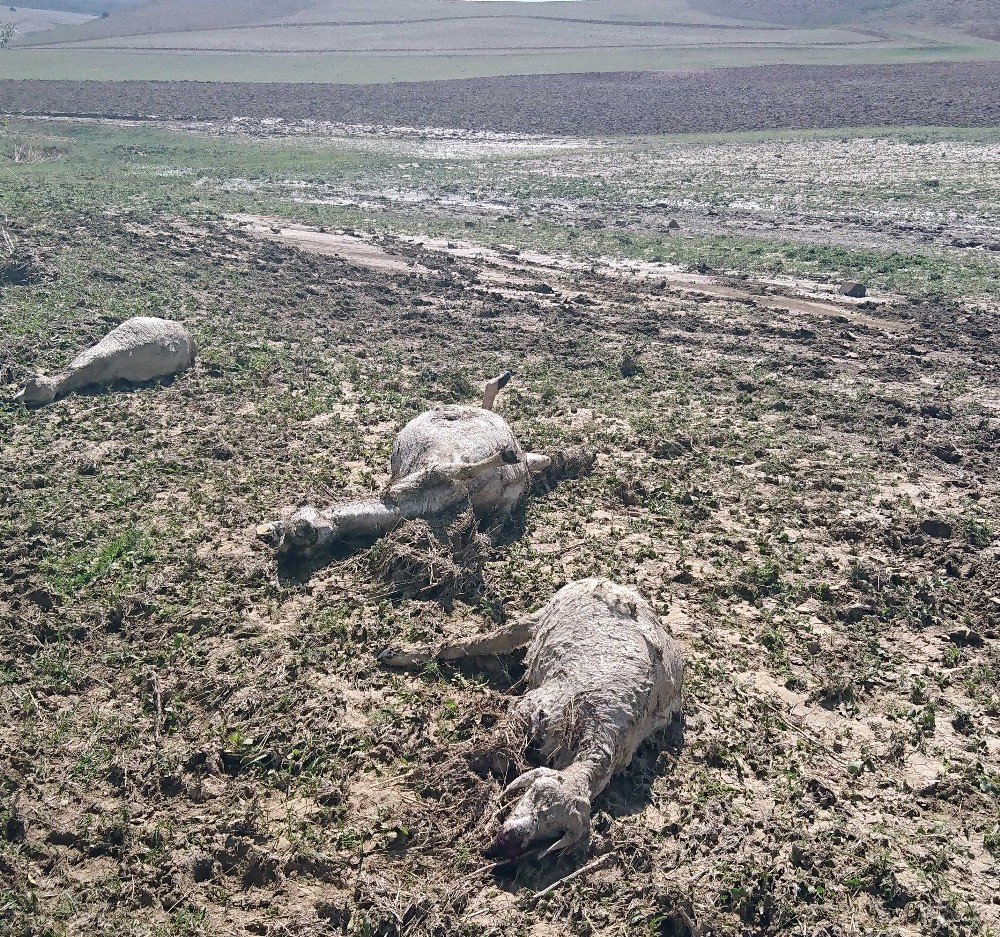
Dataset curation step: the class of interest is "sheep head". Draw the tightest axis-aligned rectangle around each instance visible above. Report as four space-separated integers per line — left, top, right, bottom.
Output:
486 767 590 859
257 507 336 556
16 374 59 405
524 453 552 474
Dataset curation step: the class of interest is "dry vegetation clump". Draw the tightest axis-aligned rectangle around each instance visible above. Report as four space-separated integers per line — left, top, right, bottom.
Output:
369 443 596 604
531 445 597 495
369 508 490 605
8 141 66 164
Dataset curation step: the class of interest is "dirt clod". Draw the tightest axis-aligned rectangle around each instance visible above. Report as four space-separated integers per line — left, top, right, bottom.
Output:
0 247 51 286
920 518 954 539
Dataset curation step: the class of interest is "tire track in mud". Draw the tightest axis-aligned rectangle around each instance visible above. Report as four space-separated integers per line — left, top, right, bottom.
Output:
231 216 912 337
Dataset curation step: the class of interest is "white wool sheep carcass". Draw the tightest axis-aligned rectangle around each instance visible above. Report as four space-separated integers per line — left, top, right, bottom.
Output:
383 577 685 858
17 316 195 405
261 373 553 556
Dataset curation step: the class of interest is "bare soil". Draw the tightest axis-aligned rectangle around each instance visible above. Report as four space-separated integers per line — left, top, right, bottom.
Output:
3 62 1000 135
2 204 998 935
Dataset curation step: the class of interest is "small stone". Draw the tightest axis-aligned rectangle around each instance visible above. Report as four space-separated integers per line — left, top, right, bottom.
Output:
920 401 953 420
26 588 58 611
931 442 962 464
948 628 984 648
840 281 867 298
841 603 876 624
667 219 681 230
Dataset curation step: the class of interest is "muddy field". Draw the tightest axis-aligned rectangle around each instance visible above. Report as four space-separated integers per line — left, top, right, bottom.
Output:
1 120 999 936
4 62 1000 134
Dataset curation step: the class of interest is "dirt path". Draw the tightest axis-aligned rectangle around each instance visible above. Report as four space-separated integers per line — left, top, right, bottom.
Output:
234 215 907 334
231 214 430 275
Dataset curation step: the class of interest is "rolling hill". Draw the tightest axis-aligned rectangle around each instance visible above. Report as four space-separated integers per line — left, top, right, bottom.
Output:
17 0 1000 47
684 0 1000 35
3 0 143 14
5 0 999 84
0 6 94 34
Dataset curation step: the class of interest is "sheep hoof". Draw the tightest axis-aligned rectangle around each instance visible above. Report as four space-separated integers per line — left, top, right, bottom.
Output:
256 522 282 547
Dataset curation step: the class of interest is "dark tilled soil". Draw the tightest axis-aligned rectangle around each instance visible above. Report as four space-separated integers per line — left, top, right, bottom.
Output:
3 62 1000 134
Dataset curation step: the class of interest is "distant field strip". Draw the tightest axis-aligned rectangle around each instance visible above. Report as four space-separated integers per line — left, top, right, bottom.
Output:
2 36 998 84
25 22 880 54
2 8 94 36
21 15 798 45
12 0 999 83
2 63 999 135
26 39 899 55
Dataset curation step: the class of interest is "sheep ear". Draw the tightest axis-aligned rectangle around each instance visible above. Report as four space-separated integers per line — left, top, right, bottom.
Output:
500 767 559 800
524 453 552 474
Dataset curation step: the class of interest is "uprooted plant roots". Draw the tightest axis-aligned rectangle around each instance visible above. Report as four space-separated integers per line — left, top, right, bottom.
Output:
369 506 491 605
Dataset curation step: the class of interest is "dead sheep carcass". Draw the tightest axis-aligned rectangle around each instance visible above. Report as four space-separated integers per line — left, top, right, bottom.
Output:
261 372 554 556
382 578 685 858
16 316 196 406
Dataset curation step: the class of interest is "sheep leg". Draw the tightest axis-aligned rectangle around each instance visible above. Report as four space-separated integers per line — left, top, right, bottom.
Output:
481 371 512 411
259 498 402 555
325 499 402 538
386 447 519 501
379 616 534 667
